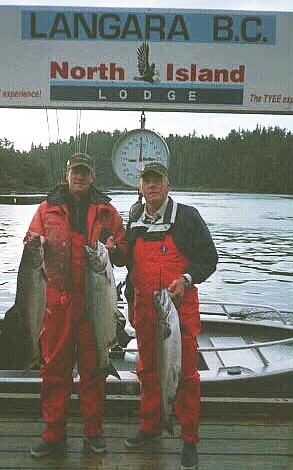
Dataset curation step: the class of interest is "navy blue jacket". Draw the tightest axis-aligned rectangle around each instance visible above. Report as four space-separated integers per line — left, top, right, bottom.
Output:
126 197 218 302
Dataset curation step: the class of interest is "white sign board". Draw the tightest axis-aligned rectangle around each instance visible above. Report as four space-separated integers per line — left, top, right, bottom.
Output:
0 6 292 113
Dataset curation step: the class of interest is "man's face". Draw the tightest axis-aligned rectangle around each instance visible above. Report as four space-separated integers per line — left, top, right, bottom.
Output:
66 165 94 197
140 172 170 206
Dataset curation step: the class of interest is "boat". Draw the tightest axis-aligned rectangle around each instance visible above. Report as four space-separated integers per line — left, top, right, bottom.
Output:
0 301 293 398
113 300 293 398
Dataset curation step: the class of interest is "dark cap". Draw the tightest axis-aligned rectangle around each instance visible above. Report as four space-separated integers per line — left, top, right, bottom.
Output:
140 162 168 178
67 153 95 174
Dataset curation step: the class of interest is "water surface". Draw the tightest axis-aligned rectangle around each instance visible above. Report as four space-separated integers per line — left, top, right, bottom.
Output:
0 191 292 318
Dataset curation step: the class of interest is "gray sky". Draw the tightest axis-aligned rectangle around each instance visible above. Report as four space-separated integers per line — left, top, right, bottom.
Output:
1 0 293 151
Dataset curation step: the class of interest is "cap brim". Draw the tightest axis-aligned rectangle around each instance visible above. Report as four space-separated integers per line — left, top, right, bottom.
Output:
141 170 166 177
68 162 93 171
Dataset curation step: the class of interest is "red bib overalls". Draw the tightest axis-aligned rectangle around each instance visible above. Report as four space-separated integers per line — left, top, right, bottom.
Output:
40 230 105 441
131 234 201 443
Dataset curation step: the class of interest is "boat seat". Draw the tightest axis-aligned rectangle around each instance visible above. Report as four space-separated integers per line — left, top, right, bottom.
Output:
197 332 224 372
210 336 265 373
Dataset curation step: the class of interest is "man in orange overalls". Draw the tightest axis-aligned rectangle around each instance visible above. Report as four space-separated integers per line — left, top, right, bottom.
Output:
27 153 127 458
125 163 218 470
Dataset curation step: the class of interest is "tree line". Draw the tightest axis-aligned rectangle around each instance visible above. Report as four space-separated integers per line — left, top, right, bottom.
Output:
0 126 292 194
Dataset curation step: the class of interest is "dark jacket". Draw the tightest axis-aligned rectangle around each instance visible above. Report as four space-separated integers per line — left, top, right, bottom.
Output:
126 196 218 302
47 184 111 238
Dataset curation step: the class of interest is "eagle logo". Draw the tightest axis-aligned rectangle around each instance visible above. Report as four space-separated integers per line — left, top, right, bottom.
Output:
134 42 160 83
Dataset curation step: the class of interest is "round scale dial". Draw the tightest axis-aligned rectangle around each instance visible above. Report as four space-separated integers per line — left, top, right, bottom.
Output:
112 129 170 187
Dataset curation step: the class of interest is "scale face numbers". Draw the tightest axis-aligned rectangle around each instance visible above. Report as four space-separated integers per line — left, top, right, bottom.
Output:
111 129 170 187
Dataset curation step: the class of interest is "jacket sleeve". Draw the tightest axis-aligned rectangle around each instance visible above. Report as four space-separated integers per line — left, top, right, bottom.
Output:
177 206 218 284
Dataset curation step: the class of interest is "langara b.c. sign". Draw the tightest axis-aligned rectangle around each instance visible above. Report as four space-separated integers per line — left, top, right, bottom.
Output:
0 6 291 114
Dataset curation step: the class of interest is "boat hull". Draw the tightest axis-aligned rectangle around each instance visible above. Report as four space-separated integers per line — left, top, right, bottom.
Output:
1 313 293 397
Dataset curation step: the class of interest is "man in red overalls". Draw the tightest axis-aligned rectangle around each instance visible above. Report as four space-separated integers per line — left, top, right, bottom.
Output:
124 163 218 470
27 153 127 458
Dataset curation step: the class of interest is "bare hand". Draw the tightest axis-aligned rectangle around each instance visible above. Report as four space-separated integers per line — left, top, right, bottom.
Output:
104 235 117 252
168 276 185 307
24 231 46 245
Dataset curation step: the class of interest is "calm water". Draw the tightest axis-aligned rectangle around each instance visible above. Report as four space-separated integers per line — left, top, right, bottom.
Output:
0 191 292 319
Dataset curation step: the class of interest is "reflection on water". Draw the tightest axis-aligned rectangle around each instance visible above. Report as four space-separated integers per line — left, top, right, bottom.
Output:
0 192 292 317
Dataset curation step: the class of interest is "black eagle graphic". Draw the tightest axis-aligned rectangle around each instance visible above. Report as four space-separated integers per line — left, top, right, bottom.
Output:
134 42 158 83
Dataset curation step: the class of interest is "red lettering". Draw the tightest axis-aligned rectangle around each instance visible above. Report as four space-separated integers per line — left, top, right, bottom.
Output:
87 66 98 79
50 61 68 79
166 63 173 81
176 67 189 82
71 66 85 79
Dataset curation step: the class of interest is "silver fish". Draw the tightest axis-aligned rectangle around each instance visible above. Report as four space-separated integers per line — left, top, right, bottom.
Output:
153 288 182 436
1 236 46 371
85 241 120 379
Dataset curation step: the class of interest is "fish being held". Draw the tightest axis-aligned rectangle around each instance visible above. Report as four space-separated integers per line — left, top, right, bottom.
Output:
153 288 182 436
85 241 120 380
0 236 46 371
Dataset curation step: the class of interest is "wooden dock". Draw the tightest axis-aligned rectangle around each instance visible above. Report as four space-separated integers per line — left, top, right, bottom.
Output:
0 394 292 469
0 194 46 205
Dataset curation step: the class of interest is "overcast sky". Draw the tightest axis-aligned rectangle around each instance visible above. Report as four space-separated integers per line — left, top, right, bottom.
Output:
1 0 293 151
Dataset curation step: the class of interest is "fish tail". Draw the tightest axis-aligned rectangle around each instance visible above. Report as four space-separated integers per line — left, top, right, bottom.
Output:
90 362 121 381
22 363 35 375
22 355 40 375
162 418 174 437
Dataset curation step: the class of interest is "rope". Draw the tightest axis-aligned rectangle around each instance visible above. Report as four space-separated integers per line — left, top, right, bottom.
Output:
44 108 56 186
77 109 82 153
55 109 64 182
84 132 89 154
75 109 82 153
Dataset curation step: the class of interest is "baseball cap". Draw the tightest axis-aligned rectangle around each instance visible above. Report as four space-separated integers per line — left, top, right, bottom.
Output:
140 162 168 178
67 153 95 174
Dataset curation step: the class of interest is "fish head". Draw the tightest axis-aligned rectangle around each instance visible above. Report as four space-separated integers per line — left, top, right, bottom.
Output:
153 290 161 307
85 242 108 272
153 288 171 317
95 240 109 264
154 289 172 338
84 245 99 270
